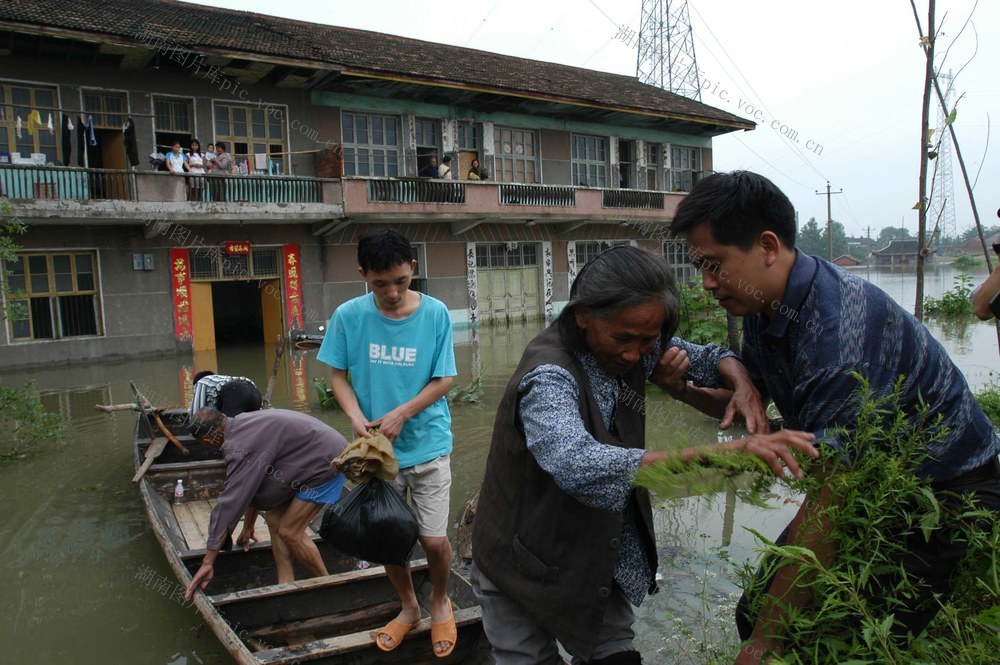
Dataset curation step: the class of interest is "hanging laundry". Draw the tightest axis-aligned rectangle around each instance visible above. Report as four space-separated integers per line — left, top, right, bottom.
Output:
62 114 73 165
253 153 268 170
86 115 97 147
16 115 23 139
26 110 42 137
123 116 139 167
46 113 54 133
77 115 87 167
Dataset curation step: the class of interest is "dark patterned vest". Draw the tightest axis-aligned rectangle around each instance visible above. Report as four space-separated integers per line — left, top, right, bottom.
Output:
472 324 657 659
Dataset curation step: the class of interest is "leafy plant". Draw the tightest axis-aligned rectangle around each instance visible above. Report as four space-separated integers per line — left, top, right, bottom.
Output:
923 274 975 317
975 381 1000 426
312 377 340 409
446 376 483 404
637 375 1000 664
677 281 729 347
0 379 64 461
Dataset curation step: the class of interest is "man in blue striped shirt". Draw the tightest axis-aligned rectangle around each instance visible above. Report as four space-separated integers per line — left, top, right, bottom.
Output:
670 170 1000 664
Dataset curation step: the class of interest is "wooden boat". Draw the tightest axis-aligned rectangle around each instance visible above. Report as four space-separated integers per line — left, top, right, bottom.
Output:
133 408 488 664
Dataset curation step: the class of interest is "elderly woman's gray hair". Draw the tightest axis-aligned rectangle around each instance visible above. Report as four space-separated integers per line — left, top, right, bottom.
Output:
190 406 226 441
556 245 679 349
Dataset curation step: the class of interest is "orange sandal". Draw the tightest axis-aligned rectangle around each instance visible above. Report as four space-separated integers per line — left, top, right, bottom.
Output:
431 599 457 658
375 618 418 652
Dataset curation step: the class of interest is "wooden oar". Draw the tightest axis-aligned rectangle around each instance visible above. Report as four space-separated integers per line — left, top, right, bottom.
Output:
262 334 284 408
130 381 187 454
133 436 168 482
94 403 140 413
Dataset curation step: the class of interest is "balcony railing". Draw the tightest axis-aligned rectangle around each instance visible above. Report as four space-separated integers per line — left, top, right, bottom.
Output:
191 174 323 203
499 183 576 207
367 178 466 204
602 189 665 210
0 164 137 201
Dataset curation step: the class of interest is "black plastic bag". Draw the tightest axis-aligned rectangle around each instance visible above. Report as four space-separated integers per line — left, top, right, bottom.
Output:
319 478 419 565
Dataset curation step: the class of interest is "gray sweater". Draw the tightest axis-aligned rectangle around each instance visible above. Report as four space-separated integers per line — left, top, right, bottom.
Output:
206 409 348 550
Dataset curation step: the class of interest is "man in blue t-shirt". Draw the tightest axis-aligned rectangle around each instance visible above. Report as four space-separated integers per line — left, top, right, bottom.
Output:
317 228 458 658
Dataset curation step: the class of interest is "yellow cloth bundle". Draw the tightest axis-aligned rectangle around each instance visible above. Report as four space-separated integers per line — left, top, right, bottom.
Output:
331 432 399 483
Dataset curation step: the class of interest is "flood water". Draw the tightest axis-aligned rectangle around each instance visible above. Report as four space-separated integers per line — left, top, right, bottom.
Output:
1 263 997 664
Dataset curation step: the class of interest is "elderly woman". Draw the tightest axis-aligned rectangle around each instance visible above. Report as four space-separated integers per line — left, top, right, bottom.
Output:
471 246 816 665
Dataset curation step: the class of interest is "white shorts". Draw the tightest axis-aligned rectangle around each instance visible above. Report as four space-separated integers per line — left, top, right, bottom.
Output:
393 455 452 538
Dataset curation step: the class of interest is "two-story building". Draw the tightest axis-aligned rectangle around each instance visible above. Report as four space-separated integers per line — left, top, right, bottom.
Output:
0 0 753 370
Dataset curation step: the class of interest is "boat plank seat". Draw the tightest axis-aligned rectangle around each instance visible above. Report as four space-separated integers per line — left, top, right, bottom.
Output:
172 498 318 551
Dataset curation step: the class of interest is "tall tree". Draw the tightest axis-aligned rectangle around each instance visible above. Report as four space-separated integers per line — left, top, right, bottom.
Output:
877 226 912 245
797 217 825 256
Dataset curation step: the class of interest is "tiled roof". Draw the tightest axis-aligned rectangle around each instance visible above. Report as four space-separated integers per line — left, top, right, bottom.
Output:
0 0 753 130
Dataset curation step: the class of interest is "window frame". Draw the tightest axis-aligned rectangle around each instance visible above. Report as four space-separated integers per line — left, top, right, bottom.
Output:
0 79 62 163
3 250 104 343
493 126 538 184
213 100 289 175
341 110 401 178
662 239 695 284
571 133 608 188
189 246 283 281
80 87 130 130
475 242 539 269
669 145 701 192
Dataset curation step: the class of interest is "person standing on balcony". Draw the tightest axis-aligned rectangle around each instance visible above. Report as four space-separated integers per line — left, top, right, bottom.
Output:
210 142 232 201
187 139 206 202
438 155 453 179
467 158 488 181
165 141 187 174
418 155 438 178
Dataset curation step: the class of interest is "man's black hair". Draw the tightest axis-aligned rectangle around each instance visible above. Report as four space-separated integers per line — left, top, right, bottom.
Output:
670 170 797 251
357 228 414 273
216 141 226 151
193 370 215 386
442 155 452 164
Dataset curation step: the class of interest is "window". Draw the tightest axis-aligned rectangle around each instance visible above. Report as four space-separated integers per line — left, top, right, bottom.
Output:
571 134 607 187
645 143 663 190
475 243 538 268
190 247 281 281
342 111 400 177
154 97 192 133
82 90 128 129
457 123 479 150
4 252 102 341
410 244 427 293
215 103 287 174
670 146 701 192
663 239 694 284
414 117 439 173
575 240 629 267
493 127 537 183
1 82 60 163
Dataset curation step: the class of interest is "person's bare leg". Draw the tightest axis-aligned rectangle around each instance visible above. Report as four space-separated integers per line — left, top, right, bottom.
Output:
276 498 328 579
421 534 454 655
378 563 422 649
262 504 295 583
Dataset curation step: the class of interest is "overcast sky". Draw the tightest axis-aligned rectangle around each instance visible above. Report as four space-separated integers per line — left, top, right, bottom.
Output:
183 0 998 240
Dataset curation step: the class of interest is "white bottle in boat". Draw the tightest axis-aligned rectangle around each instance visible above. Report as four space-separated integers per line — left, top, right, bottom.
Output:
173 479 185 504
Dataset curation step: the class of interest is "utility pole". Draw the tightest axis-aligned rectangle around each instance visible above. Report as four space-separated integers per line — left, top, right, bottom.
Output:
815 181 843 260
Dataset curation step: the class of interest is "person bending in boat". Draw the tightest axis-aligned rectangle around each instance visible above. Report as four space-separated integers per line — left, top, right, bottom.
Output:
471 246 818 664
189 370 262 418
183 407 349 601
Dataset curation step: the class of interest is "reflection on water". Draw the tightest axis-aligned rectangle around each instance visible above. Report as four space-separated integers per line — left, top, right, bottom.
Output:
1 264 998 663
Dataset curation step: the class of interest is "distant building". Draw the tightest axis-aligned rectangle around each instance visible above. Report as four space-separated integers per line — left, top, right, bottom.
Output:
871 239 934 267
832 254 862 267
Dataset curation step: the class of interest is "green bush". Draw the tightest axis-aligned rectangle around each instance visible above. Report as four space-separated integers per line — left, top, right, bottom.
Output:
924 274 975 317
0 379 64 461
637 375 1000 664
975 382 1000 426
951 255 984 271
677 281 729 347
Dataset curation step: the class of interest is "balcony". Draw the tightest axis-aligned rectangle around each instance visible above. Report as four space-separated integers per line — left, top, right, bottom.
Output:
342 177 683 224
2 165 342 224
